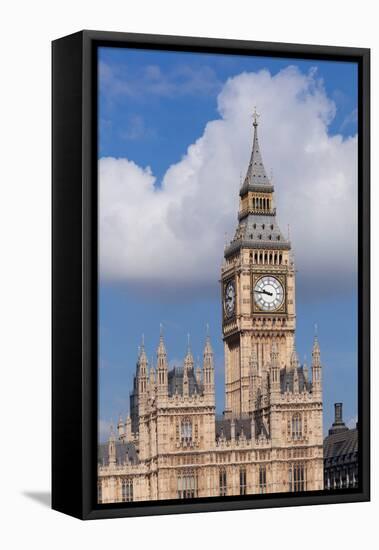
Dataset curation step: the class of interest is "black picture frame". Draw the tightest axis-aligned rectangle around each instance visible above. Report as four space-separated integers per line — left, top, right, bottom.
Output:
52 30 370 520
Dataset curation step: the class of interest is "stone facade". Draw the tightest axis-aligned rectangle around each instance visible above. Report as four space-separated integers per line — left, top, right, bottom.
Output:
98 112 324 503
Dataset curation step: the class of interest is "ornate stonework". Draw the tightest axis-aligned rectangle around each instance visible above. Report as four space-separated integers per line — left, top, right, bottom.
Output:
98 113 324 503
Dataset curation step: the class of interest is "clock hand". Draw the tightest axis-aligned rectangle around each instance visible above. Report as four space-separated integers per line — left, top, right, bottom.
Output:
254 289 273 296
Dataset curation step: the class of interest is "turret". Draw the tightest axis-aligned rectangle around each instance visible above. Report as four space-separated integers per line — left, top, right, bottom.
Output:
108 424 116 467
290 342 299 372
184 333 194 373
137 336 148 398
156 325 168 396
203 328 215 397
311 328 322 397
117 414 124 438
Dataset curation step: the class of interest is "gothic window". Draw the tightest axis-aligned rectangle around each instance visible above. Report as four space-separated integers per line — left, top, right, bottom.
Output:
181 418 193 444
121 478 133 502
291 413 302 439
289 463 306 492
240 467 247 495
219 468 227 496
177 469 197 499
97 481 102 504
259 465 267 494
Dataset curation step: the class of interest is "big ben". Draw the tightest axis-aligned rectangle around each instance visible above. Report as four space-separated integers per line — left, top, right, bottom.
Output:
222 110 296 417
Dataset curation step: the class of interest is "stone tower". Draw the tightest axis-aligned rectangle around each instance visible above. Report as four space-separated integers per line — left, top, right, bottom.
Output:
221 110 295 417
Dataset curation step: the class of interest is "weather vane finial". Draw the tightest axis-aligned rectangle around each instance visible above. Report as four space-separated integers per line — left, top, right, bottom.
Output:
252 106 260 127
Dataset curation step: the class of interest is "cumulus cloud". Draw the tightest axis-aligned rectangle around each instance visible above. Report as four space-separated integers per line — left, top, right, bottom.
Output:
99 66 357 300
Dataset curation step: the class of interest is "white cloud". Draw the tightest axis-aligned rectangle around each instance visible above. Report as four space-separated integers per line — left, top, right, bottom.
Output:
99 60 221 99
99 66 357 300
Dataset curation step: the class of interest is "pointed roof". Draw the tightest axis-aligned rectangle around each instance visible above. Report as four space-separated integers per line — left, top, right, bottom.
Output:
240 109 272 196
156 323 168 358
204 333 213 356
224 112 290 258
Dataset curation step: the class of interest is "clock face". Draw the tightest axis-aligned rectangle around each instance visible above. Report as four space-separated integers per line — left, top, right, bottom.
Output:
224 280 236 318
254 276 284 312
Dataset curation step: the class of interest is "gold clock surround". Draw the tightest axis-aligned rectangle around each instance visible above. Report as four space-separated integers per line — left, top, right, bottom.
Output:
252 272 287 314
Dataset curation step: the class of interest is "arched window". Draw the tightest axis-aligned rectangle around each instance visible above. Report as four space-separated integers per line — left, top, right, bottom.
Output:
289 463 306 492
240 467 247 495
121 478 133 502
259 465 267 494
177 469 197 499
181 418 192 444
292 413 302 439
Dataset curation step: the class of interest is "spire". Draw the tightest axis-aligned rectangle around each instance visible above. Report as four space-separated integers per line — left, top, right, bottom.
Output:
203 328 214 396
240 108 271 196
108 422 116 466
303 354 309 383
312 325 321 367
184 333 194 371
225 112 290 259
311 327 322 394
156 325 168 393
290 342 299 371
137 335 148 396
157 324 167 357
138 334 148 370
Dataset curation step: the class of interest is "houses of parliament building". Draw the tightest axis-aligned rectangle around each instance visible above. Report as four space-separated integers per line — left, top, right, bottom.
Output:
98 112 324 503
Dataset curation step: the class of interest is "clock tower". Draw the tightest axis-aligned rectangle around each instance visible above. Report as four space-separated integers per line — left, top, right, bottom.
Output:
222 111 295 417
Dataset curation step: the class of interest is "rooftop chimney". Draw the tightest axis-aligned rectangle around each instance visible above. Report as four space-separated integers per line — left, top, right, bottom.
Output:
328 402 349 435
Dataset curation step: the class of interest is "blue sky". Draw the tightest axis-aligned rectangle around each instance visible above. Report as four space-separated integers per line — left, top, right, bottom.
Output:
98 46 358 441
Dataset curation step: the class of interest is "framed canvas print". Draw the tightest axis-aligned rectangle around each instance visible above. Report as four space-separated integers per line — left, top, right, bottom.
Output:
52 30 370 520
